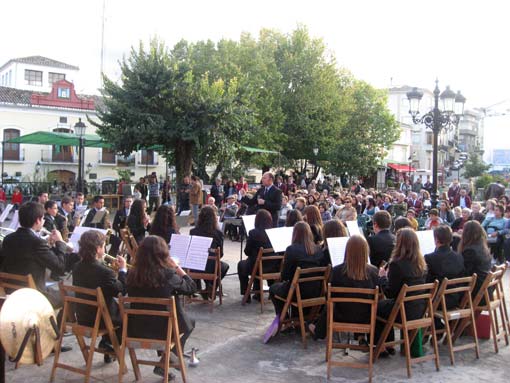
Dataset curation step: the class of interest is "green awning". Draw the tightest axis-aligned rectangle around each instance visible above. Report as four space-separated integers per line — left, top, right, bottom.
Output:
6 131 111 148
240 145 279 154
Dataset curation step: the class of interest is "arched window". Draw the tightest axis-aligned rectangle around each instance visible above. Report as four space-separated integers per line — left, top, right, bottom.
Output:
3 129 20 160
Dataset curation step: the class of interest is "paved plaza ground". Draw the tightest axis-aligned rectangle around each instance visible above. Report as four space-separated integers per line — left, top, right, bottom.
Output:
4 225 510 382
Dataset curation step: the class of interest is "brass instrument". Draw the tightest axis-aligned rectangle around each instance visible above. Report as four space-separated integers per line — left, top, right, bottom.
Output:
57 213 69 242
102 253 133 270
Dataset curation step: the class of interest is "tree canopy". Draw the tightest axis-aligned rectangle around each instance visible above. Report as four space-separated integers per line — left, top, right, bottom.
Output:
94 26 400 183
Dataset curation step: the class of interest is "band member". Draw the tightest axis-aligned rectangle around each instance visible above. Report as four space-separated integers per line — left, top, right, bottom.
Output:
83 195 111 229
72 230 127 362
239 172 283 227
43 200 65 233
113 196 133 235
59 196 75 233
127 199 150 243
34 191 49 205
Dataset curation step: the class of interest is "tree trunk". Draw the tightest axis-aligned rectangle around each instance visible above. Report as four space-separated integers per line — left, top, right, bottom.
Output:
211 162 224 181
174 139 194 184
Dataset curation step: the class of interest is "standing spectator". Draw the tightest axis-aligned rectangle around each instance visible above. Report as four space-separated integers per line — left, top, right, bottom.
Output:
235 176 249 194
224 180 236 200
11 187 23 208
147 176 160 213
135 177 148 202
412 178 422 193
286 177 297 196
239 172 282 227
189 176 203 225
447 179 461 204
210 178 224 209
0 186 6 211
177 176 191 215
161 176 172 205
423 176 433 193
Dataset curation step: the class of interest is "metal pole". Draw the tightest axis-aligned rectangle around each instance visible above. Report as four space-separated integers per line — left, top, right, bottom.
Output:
77 137 84 193
1 141 4 185
431 82 441 208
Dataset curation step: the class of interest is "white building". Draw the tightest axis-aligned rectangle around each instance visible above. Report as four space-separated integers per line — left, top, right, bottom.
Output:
0 56 166 195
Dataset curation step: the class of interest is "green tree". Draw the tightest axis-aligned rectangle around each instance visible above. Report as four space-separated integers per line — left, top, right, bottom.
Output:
463 153 491 178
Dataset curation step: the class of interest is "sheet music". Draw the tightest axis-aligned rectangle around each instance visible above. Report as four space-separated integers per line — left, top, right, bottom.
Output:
327 237 350 267
69 226 108 252
179 210 191 216
169 234 192 265
266 226 294 253
9 210 19 230
242 214 256 234
78 209 90 226
346 220 362 237
91 210 107 224
184 235 213 270
415 230 436 256
0 204 13 223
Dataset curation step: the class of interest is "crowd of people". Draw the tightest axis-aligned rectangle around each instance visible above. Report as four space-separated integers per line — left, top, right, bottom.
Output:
0 170 508 379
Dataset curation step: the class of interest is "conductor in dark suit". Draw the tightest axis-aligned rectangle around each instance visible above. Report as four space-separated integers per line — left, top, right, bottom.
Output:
424 225 464 328
1 202 68 307
367 211 395 267
239 172 282 227
73 230 127 358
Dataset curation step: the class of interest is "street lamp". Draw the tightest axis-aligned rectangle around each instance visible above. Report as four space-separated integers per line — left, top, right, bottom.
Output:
74 118 86 193
407 80 465 208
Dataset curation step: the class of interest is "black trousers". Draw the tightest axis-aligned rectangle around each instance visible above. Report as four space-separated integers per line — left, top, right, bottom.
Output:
237 258 277 296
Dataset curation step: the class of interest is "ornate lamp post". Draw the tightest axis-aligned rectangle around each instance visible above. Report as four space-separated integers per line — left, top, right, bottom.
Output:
74 118 86 193
406 81 465 207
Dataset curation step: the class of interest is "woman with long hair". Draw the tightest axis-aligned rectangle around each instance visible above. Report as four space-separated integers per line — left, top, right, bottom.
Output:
285 209 303 227
189 205 230 290
375 228 427 356
458 220 492 297
150 205 180 243
127 236 196 379
363 197 379 217
269 222 327 315
438 200 454 225
303 205 324 244
127 199 150 243
237 209 276 301
335 197 358 223
310 235 380 340
321 219 348 265
72 230 127 362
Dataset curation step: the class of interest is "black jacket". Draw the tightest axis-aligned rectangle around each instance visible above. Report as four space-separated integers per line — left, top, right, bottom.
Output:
462 244 492 297
1 227 67 306
367 229 395 267
240 185 282 227
425 245 464 307
243 228 279 273
113 207 129 233
72 260 126 326
127 269 196 339
127 214 148 244
189 226 224 274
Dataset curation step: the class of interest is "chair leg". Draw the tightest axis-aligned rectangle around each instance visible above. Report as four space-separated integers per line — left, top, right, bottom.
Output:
374 321 392 360
430 321 441 372
84 334 98 383
489 309 499 353
444 317 455 365
260 279 265 313
50 322 66 382
163 347 171 383
470 310 480 359
297 304 307 349
118 343 126 383
402 328 412 378
242 275 254 305
76 335 89 363
326 327 332 378
129 348 141 381
499 304 510 345
173 325 187 383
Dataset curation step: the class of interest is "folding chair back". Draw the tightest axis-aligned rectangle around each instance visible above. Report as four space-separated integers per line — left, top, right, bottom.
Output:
242 247 284 312
51 282 124 383
326 285 379 382
492 264 510 335
275 265 331 348
118 295 186 383
185 247 222 312
432 275 479 364
375 282 440 378
0 272 36 296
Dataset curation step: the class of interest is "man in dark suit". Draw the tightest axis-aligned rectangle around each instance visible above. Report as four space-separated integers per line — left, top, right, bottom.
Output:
58 196 75 233
407 192 423 215
424 225 464 329
113 196 133 234
367 211 395 267
239 172 282 227
82 195 111 229
72 230 127 360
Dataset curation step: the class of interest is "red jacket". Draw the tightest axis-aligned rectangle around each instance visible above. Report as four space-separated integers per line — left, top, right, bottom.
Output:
11 192 23 205
453 194 472 208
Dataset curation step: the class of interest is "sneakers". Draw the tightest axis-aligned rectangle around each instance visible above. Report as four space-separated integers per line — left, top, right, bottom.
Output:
153 366 176 380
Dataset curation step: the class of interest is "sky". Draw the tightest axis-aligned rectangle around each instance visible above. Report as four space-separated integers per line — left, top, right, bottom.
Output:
1 0 509 154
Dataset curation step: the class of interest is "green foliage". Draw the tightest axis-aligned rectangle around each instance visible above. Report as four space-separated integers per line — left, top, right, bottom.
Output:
475 174 506 189
116 169 132 182
463 154 491 179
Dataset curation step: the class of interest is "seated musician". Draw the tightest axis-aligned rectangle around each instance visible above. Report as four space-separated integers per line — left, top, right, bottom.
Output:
237 209 278 302
1 202 72 351
221 194 239 240
127 236 196 379
321 219 348 265
269 222 327 315
82 195 111 229
150 205 180 243
43 200 64 232
303 205 324 245
113 195 133 235
310 235 380 340
127 199 151 243
189 206 229 295
72 230 127 362
58 196 75 233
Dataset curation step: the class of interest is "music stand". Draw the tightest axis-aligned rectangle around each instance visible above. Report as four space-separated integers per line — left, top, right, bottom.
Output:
223 218 245 276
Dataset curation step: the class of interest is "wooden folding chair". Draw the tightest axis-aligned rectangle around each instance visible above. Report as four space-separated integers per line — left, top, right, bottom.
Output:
326 285 379 382
242 247 284 312
431 275 479 365
185 247 222 312
117 295 187 383
0 272 36 295
492 264 510 334
50 283 125 383
454 267 509 353
274 265 331 349
374 282 440 378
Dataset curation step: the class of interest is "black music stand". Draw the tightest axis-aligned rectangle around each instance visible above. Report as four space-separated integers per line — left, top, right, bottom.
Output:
222 218 245 276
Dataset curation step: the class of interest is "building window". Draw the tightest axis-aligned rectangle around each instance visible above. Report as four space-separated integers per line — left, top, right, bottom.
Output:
141 149 155 165
426 132 433 145
59 116 68 124
52 128 73 162
58 87 70 98
8 70 12 86
24 69 43 86
3 129 20 161
101 148 116 164
49 72 65 85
